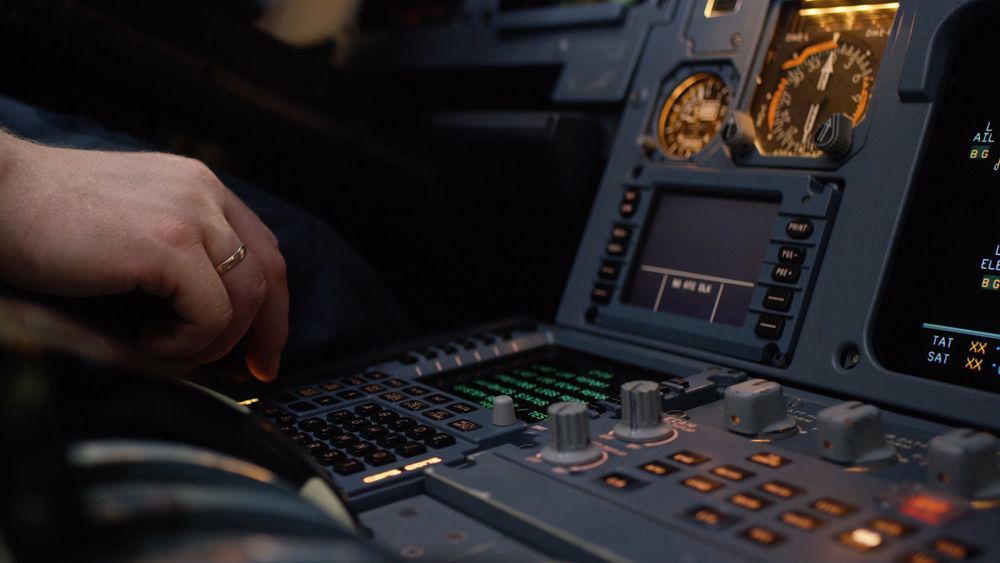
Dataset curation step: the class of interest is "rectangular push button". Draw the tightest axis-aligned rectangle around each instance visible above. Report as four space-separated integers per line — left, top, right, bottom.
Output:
681 475 725 493
638 460 678 477
811 498 857 517
599 472 646 491
778 245 806 264
711 465 755 482
747 452 792 469
755 315 785 339
867 516 916 538
727 492 772 512
598 261 622 281
740 526 785 547
686 506 737 529
762 288 793 312
670 450 710 466
771 264 801 284
779 510 825 531
929 537 978 560
759 480 803 499
836 528 885 552
591 284 613 305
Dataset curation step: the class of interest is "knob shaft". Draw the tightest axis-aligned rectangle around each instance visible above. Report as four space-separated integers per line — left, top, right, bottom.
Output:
541 402 603 466
927 429 1000 499
724 379 796 436
814 113 853 159
614 381 672 443
722 111 756 155
816 402 895 465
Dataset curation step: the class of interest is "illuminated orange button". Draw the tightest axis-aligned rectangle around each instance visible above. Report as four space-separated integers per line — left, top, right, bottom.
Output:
638 460 677 477
747 451 792 469
930 537 979 560
759 480 803 499
867 516 915 538
836 528 884 552
685 505 735 529
711 465 755 482
599 472 645 491
681 475 725 493
779 510 825 531
728 492 772 512
811 497 857 517
671 450 710 466
740 526 785 547
899 493 959 525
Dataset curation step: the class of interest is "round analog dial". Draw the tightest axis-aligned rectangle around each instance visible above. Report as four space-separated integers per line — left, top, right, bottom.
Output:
656 73 731 159
755 34 874 157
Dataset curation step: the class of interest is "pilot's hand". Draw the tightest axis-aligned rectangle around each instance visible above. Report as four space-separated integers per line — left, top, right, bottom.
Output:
0 132 288 381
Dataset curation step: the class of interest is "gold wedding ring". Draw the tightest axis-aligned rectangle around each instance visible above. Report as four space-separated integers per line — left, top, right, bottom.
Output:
215 244 247 275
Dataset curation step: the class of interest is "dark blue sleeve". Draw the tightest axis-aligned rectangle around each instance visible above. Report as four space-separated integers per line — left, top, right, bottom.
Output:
0 94 412 369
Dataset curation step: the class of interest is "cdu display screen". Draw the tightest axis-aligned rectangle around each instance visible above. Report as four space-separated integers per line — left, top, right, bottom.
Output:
624 192 778 327
421 347 664 422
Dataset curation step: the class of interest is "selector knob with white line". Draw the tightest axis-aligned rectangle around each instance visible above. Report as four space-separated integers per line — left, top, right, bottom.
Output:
614 381 672 443
541 402 603 466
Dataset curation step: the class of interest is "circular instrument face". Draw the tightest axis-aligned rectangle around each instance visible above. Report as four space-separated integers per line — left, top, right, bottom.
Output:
656 73 731 159
749 3 898 158
755 34 873 157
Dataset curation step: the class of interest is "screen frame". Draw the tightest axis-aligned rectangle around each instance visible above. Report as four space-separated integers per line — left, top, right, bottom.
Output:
588 169 839 366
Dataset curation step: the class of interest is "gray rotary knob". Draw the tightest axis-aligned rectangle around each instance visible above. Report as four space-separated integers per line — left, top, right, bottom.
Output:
491 395 517 427
814 113 853 159
722 110 756 155
724 379 797 436
816 402 895 466
541 402 603 466
927 429 1000 499
614 381 672 443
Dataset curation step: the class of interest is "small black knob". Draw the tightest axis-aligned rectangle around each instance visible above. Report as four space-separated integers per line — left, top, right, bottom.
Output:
722 111 756 155
814 113 853 159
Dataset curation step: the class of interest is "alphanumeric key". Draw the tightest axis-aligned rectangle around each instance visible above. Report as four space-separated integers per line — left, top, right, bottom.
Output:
348 441 377 457
315 425 339 440
318 449 347 466
427 434 457 449
354 402 382 417
361 425 388 440
277 425 296 434
377 433 406 448
333 459 365 475
327 410 353 424
406 425 436 440
372 410 399 424
290 433 310 444
329 433 358 448
365 450 397 467
395 441 428 458
342 418 368 432
304 441 329 455
299 417 327 431
389 417 417 431
277 413 297 425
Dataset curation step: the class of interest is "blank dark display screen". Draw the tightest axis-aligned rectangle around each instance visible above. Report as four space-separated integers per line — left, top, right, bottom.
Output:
625 193 778 326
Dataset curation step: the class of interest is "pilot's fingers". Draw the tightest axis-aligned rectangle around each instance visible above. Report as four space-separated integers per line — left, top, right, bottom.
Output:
185 222 269 368
221 193 289 382
137 241 234 359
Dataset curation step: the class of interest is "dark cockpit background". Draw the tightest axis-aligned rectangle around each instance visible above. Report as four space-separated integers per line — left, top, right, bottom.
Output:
0 0 607 340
